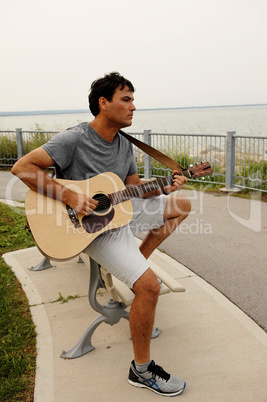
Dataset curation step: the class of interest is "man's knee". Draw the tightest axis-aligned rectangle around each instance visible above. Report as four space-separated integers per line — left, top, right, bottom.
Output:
178 195 191 217
133 268 160 300
165 194 191 220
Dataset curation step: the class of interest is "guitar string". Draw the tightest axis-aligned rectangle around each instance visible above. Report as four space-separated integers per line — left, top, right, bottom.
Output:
90 165 210 210
92 172 189 209
94 165 210 210
86 164 211 211
71 165 208 211
92 176 174 209
94 165 209 209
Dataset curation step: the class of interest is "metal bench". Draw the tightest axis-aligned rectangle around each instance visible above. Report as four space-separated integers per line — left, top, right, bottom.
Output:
30 252 185 359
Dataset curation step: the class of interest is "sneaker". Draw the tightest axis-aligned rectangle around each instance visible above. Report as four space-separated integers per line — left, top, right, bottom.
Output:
128 360 186 396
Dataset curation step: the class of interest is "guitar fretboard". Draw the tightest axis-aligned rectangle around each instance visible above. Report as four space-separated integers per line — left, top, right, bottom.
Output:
109 171 189 205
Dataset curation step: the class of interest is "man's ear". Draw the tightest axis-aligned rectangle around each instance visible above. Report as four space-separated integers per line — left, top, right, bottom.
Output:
99 96 108 111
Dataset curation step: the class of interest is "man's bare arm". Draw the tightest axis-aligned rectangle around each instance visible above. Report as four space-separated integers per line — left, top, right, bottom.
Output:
11 148 97 215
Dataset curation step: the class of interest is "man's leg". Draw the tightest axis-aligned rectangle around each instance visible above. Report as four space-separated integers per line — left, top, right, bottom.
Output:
129 194 191 363
128 194 189 395
140 194 191 259
129 268 160 363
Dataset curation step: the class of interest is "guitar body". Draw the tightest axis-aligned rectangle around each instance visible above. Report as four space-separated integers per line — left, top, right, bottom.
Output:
25 161 213 261
25 172 133 261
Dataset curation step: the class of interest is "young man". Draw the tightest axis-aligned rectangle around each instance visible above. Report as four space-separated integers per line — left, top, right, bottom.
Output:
12 72 191 397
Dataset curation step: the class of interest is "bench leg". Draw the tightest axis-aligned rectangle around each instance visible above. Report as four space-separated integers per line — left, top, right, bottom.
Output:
60 257 161 359
151 328 162 338
29 257 52 271
60 306 130 359
60 315 106 358
60 257 129 359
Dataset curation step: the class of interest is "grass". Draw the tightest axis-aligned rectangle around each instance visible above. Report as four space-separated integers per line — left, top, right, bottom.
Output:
0 202 36 402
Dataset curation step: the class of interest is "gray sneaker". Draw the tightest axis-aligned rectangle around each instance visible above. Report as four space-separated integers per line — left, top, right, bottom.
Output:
128 360 186 396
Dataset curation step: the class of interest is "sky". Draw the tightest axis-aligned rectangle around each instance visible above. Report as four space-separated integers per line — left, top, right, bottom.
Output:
1 0 267 112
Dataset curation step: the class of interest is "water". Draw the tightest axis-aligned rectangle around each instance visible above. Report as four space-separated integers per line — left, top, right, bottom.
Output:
0 105 267 136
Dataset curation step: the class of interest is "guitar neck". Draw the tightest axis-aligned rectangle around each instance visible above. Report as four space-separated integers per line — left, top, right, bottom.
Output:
109 170 190 205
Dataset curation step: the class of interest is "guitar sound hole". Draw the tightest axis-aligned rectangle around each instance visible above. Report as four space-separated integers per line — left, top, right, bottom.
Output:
93 193 111 214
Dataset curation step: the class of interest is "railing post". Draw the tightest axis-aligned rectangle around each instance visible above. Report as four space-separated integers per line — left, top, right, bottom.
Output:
15 128 24 159
223 131 236 191
144 130 152 179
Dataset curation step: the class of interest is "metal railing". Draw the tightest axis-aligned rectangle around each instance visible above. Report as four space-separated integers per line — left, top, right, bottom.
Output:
1 128 266 192
234 135 267 192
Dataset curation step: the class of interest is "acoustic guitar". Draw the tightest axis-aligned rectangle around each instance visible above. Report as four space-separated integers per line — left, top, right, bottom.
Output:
25 162 213 261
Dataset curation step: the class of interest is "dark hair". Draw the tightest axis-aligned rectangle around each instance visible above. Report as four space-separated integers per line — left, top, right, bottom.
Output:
88 72 135 116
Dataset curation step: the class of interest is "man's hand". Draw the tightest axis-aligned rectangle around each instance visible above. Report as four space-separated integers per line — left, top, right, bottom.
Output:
64 191 98 216
163 170 188 194
11 147 99 215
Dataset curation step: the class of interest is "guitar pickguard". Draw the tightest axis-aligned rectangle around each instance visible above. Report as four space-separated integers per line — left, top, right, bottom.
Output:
82 209 115 234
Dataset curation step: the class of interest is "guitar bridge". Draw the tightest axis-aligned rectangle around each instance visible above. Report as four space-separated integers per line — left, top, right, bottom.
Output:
66 204 81 228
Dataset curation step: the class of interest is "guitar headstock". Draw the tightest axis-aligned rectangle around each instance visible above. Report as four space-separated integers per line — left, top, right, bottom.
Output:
185 161 213 178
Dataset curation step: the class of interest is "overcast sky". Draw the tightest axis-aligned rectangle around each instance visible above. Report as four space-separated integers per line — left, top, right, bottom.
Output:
1 0 266 112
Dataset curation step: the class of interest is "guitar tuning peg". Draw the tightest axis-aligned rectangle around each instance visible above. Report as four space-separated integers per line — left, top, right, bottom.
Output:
201 161 204 163
195 162 199 165
189 164 193 167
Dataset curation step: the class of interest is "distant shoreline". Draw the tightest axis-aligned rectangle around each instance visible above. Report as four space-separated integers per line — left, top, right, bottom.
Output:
0 103 266 117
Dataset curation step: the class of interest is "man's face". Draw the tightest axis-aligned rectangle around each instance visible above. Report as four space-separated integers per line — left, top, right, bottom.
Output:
104 86 136 128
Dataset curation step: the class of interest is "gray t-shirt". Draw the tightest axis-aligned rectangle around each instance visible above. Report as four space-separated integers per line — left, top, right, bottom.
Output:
42 122 137 182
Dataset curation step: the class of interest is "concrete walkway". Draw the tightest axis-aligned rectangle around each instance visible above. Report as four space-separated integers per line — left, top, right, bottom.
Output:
3 246 267 402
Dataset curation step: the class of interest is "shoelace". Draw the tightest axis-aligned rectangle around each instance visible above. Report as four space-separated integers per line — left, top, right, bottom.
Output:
148 361 171 382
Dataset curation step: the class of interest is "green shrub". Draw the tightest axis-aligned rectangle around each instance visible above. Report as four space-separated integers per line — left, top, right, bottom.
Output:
238 160 267 190
0 136 17 165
